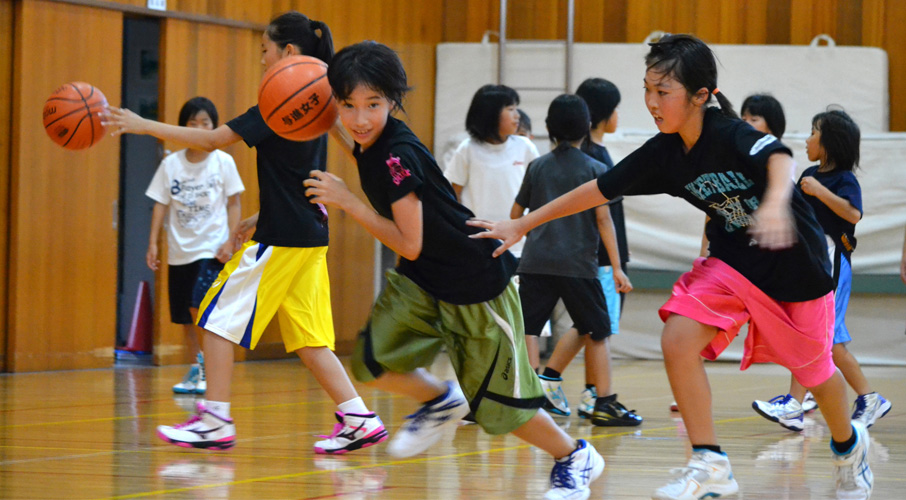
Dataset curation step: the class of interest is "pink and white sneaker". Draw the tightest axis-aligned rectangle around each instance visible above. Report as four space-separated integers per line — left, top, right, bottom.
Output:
157 402 235 450
314 411 388 455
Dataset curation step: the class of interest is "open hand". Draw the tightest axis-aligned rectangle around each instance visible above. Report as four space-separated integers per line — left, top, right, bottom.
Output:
466 218 526 258
100 106 146 136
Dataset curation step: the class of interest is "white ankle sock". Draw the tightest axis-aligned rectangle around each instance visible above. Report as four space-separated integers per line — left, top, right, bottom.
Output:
338 397 369 415
205 400 231 420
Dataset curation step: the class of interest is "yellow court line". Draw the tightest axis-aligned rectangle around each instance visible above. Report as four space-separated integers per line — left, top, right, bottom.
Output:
93 416 763 500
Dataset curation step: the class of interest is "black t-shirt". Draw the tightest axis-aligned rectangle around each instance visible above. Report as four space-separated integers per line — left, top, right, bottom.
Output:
353 116 517 304
596 108 834 302
582 141 630 267
226 106 329 247
798 166 861 257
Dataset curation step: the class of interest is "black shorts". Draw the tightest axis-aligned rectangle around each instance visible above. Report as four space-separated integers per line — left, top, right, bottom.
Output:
168 258 225 324
519 273 612 341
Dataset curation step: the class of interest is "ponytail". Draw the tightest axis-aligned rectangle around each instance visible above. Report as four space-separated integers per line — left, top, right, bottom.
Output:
711 88 738 119
309 20 334 66
266 11 335 65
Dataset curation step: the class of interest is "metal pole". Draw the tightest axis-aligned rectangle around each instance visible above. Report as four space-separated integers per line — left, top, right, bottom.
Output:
566 0 574 93
499 0 507 85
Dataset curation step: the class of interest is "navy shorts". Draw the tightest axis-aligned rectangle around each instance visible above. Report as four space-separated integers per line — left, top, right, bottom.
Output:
519 273 612 341
168 258 224 324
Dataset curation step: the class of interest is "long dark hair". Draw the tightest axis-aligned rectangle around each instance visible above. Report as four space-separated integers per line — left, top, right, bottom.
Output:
265 11 334 65
645 33 737 119
813 109 860 172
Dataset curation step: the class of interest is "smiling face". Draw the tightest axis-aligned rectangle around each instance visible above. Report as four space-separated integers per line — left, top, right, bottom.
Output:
643 69 704 136
337 84 393 151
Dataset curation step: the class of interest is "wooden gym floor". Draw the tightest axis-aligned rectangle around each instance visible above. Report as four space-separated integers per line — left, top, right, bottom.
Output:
0 351 903 499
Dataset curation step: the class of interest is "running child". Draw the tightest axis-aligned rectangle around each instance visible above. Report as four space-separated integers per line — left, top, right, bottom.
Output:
753 109 891 432
305 41 604 500
145 96 244 395
103 11 386 455
515 93 639 427
469 34 873 500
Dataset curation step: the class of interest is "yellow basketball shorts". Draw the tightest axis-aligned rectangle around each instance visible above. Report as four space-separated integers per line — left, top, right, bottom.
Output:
197 241 335 352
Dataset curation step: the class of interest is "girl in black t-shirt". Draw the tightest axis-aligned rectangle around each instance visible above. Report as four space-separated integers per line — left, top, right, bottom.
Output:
103 12 386 456
471 34 872 500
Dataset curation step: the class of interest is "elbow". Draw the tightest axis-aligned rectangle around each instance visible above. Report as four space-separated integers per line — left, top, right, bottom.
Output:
399 239 423 261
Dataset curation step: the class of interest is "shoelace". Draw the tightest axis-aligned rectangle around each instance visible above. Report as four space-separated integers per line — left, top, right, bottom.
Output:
665 461 709 487
402 406 433 433
549 455 577 489
767 394 790 405
180 367 199 384
851 398 867 419
173 413 203 430
318 421 345 440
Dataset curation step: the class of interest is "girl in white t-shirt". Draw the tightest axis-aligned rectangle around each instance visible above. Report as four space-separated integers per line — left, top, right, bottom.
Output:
444 84 539 257
145 97 245 395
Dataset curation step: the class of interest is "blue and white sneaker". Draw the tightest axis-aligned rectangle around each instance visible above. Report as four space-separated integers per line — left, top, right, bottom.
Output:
852 392 891 429
386 381 470 458
173 353 206 395
752 394 804 432
652 449 739 500
833 421 873 500
577 387 597 419
539 375 571 417
544 439 604 500
801 391 818 413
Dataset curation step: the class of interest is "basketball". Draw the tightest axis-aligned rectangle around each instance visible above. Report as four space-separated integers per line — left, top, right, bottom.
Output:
42 82 108 150
258 55 337 141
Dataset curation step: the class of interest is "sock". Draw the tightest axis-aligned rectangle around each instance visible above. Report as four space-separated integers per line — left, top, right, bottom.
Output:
585 384 595 391
831 426 858 454
338 396 369 415
692 445 722 454
594 393 617 411
541 367 561 379
205 400 231 420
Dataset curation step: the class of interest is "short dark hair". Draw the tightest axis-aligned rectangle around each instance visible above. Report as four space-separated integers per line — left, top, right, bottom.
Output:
328 41 411 112
812 108 860 172
465 84 520 143
575 78 620 128
517 109 532 134
546 94 590 145
741 94 786 139
178 97 219 128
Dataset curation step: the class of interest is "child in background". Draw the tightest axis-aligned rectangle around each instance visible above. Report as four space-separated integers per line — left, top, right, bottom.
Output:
741 93 786 139
444 84 539 257
145 97 244 395
517 108 534 139
307 41 604 500
470 34 873 500
753 109 891 432
515 94 639 427
104 12 386 455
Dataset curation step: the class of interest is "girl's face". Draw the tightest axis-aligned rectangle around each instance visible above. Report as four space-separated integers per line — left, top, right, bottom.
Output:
805 122 826 163
261 33 292 71
643 69 706 136
498 104 520 140
337 84 393 151
742 111 771 135
186 110 214 130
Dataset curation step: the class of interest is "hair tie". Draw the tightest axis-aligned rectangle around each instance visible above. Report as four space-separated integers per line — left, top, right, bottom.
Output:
711 88 720 95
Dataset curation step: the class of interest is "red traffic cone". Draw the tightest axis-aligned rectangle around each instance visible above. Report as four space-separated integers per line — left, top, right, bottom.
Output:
122 280 153 353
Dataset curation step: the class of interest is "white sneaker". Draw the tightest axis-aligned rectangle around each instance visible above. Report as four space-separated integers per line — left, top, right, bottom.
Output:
851 392 891 429
539 375 571 417
386 381 470 458
577 387 597 419
313 411 388 455
833 421 873 500
752 394 804 432
195 351 206 394
544 439 605 500
652 449 739 500
172 365 202 394
157 402 235 450
802 391 818 413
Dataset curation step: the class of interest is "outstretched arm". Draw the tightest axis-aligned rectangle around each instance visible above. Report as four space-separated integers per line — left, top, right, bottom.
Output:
468 179 607 257
748 152 796 250
304 170 424 261
102 107 241 151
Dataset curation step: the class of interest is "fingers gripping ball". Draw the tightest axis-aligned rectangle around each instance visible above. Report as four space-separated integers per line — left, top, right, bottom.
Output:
258 55 337 142
43 82 108 150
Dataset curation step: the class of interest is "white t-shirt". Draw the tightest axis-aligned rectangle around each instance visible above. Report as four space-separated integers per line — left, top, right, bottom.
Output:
443 135 539 256
145 149 245 265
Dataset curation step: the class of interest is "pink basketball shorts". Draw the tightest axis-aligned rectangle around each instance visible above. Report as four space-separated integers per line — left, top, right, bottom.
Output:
659 257 836 388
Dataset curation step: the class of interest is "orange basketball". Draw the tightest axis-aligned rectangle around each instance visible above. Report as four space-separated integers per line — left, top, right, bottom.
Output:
258 55 337 142
42 82 107 150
